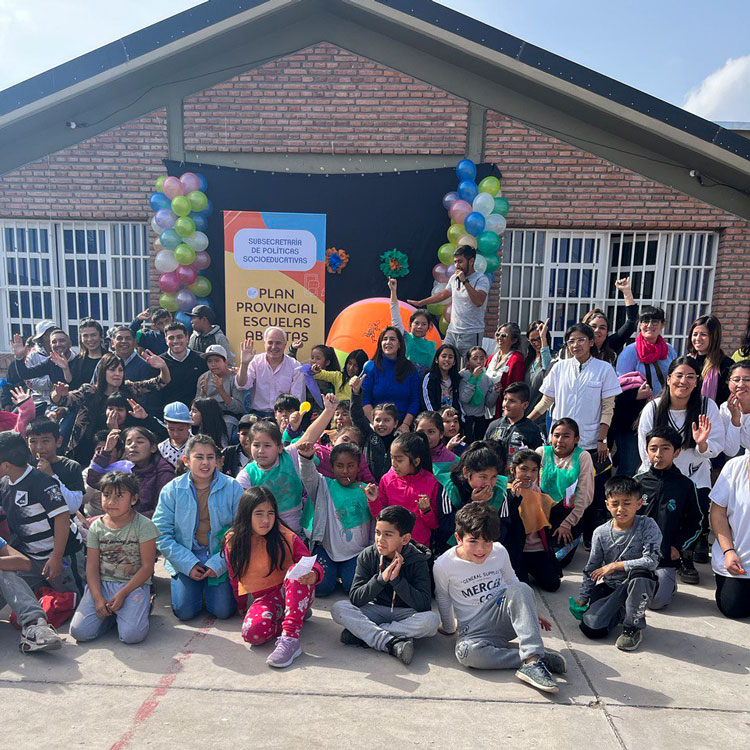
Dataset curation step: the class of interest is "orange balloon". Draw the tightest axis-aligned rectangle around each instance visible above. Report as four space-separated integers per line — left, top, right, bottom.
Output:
326 297 442 359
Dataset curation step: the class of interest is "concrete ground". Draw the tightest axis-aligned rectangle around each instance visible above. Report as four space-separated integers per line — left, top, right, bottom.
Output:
1 549 748 749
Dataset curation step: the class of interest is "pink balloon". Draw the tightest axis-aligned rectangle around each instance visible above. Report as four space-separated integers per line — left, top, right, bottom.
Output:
449 199 472 224
162 176 184 200
180 172 200 194
193 251 211 271
443 304 452 323
446 263 456 277
158 271 181 293
176 264 198 286
432 263 450 284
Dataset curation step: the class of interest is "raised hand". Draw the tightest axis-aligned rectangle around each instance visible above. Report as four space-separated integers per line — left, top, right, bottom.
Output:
472 364 484 378
349 375 364 394
127 398 147 420
296 440 316 459
137 308 152 321
537 318 549 342
11 333 27 359
614 277 632 295
387 278 397 293
323 393 339 410
52 381 69 401
288 411 303 432
104 429 121 453
49 350 68 369
142 349 166 369
363 483 379 502
290 333 303 350
692 414 712 449
446 434 464 452
9 386 31 405
241 338 256 363
727 393 743 426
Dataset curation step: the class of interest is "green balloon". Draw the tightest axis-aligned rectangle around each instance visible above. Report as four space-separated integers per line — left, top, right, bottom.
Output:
478 176 501 196
188 190 208 212
485 254 500 273
437 243 455 265
493 197 510 217
175 243 196 266
189 276 212 297
174 216 196 238
447 223 464 245
171 195 191 217
426 302 445 316
477 230 501 257
439 315 449 335
159 292 179 312
155 175 167 192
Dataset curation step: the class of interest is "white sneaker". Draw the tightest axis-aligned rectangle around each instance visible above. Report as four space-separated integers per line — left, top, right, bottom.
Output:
20 618 63 653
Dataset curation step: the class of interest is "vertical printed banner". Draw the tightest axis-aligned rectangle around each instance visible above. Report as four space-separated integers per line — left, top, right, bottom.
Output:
224 211 326 360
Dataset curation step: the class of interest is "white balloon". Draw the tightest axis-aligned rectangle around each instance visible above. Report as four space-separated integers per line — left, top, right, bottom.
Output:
485 214 507 235
473 254 488 273
184 231 209 253
154 249 179 273
431 281 447 295
150 216 161 235
473 192 495 218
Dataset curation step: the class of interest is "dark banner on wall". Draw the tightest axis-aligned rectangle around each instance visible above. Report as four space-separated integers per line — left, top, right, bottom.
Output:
165 159 500 331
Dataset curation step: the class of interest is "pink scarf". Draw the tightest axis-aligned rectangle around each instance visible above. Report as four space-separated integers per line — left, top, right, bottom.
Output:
635 333 668 364
701 367 719 400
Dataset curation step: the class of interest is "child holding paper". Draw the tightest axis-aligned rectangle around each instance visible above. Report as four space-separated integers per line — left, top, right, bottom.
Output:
225 486 324 668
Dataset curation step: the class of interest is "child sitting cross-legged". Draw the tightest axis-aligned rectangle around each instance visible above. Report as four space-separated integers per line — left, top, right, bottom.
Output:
298 440 378 596
573 476 662 651
433 502 566 694
70 472 159 644
225 486 324 668
331 505 440 664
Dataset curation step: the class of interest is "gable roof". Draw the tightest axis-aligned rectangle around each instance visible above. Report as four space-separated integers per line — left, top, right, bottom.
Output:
2 0 749 218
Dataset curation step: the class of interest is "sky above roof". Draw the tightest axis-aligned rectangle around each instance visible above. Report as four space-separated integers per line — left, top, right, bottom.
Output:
1 0 748 121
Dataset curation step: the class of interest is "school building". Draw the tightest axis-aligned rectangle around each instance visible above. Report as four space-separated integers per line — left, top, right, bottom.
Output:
1 0 749 355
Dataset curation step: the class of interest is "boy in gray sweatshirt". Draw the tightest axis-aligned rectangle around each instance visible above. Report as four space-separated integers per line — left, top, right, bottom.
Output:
573 475 662 652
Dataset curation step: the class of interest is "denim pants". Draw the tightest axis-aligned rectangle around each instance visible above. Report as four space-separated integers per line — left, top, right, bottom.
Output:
0 569 45 627
70 581 151 644
170 546 236 621
314 546 358 597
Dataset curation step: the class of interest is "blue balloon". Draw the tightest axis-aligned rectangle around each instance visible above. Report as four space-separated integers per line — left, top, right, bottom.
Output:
464 211 486 237
458 180 478 202
160 228 181 250
149 192 170 212
195 296 214 309
174 311 194 330
196 173 208 192
456 158 477 182
192 214 208 232
198 198 213 217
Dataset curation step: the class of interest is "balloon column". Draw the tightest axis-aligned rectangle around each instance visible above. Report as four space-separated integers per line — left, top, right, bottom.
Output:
149 172 214 328
433 160 509 334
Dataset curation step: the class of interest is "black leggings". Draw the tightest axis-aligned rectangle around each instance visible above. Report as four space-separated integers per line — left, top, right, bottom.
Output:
522 551 561 592
581 451 612 546
715 574 750 619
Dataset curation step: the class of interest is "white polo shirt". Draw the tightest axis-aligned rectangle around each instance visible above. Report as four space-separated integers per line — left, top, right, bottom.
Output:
540 356 622 450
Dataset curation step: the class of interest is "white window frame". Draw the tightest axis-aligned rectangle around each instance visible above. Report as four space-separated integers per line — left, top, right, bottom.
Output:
0 219 150 351
498 229 717 353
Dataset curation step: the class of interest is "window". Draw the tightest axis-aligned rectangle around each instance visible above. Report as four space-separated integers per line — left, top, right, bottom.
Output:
498 230 717 352
0 220 150 349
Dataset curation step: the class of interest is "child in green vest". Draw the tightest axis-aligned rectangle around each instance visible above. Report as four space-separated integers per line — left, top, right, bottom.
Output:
536 418 595 567
388 278 437 371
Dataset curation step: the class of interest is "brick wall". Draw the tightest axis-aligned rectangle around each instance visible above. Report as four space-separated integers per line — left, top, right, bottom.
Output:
0 44 748 347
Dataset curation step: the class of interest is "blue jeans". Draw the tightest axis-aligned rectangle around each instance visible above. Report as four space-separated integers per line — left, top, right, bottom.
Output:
170 574 236 621
315 547 358 597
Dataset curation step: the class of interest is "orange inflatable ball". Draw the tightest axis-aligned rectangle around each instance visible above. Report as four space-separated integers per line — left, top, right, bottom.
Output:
326 297 442 359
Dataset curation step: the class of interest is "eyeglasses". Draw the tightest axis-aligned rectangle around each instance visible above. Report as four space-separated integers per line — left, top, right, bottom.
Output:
496 332 510 339
730 376 750 384
671 373 697 382
567 338 590 346
528 336 541 344
640 319 662 328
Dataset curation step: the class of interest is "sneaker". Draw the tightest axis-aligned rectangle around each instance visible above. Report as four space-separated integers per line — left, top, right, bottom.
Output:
386 636 414 665
541 649 567 675
303 607 313 621
19 618 63 653
616 626 642 652
693 535 709 564
515 659 559 694
266 635 302 668
678 559 700 585
340 628 368 648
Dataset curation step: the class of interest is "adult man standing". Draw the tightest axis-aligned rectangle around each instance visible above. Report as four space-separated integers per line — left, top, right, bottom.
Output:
235 328 304 417
160 322 208 413
408 245 490 362
187 305 234 363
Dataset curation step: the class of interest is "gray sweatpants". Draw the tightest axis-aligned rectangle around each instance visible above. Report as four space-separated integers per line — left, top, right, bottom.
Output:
443 331 484 364
70 582 151 644
648 567 677 611
18 550 85 595
581 569 657 634
455 581 545 670
331 600 440 652
0 570 45 627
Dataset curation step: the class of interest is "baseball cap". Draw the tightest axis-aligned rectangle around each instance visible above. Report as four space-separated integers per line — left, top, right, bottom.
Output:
238 414 257 428
33 320 57 341
187 305 216 323
201 344 228 361
163 402 193 424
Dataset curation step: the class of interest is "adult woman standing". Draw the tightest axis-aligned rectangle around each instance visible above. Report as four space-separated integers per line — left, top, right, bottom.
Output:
360 327 420 429
687 315 734 407
581 277 638 365
524 319 551 426
69 318 109 389
485 322 526 419
637 356 725 571
51 351 170 464
527 323 622 545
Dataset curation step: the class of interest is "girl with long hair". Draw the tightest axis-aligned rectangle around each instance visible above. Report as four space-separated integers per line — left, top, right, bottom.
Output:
190 397 229 449
421 344 462 416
